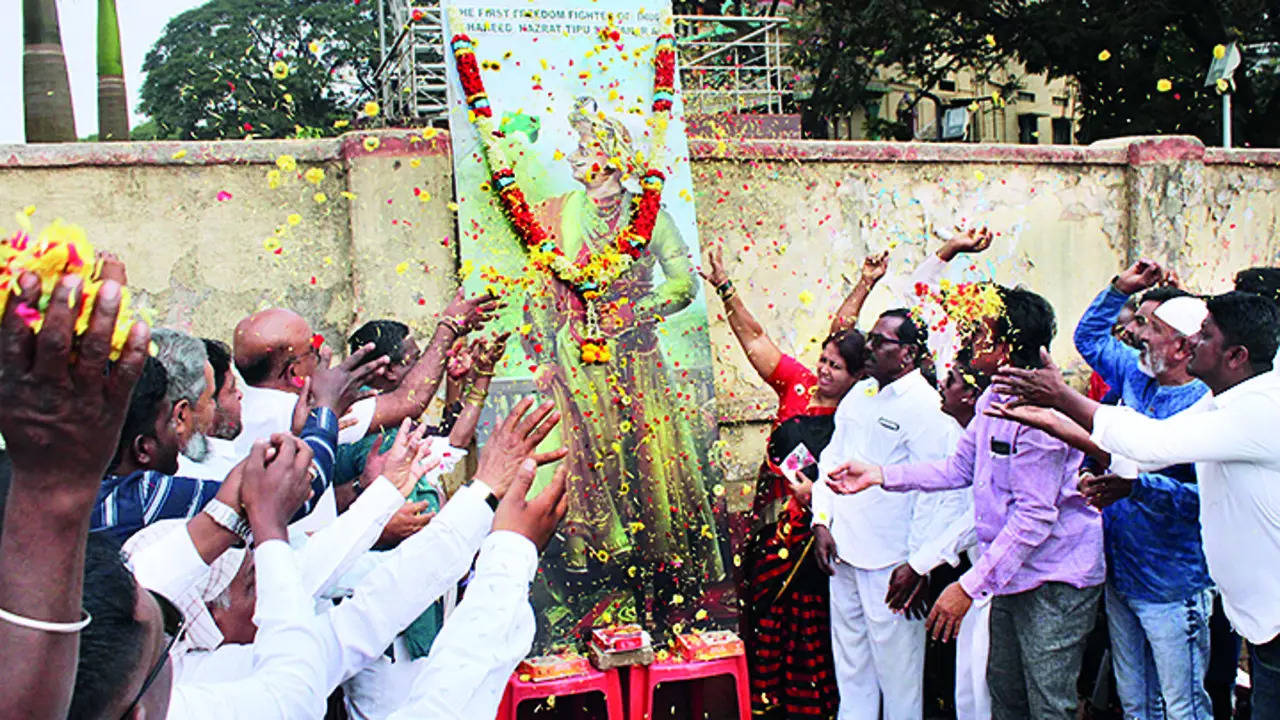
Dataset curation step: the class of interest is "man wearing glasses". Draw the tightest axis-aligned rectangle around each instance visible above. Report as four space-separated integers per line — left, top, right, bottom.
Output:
811 308 968 720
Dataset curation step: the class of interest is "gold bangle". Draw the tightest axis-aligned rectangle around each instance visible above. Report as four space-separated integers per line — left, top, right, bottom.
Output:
465 387 489 405
474 367 495 377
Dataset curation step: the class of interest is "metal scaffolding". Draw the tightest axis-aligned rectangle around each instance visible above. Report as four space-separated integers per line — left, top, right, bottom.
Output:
375 1 791 124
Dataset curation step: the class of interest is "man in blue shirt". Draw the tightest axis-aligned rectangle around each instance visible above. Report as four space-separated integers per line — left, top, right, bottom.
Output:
1074 260 1214 720
92 342 379 545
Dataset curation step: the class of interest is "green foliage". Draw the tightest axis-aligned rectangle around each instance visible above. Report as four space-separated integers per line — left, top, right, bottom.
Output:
790 0 1280 146
985 1 1279 146
139 0 380 140
789 1 1006 118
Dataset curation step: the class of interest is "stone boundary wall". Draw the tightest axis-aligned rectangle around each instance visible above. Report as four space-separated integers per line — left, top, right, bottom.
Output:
2 132 1277 490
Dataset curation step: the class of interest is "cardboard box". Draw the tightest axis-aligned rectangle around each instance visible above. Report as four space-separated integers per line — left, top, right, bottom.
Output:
516 651 592 682
674 630 744 662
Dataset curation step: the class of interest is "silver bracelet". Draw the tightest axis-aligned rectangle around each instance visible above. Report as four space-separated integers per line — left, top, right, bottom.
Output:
0 605 92 633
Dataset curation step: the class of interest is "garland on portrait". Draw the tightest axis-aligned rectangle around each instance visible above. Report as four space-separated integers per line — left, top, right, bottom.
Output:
449 19 676 365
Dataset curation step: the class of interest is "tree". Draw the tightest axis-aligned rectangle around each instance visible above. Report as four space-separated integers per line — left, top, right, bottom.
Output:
139 0 380 140
789 1 1008 139
97 0 129 141
980 0 1279 147
23 0 77 142
789 0 1280 147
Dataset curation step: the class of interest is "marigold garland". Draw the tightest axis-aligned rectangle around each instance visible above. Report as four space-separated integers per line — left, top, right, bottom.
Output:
450 19 678 364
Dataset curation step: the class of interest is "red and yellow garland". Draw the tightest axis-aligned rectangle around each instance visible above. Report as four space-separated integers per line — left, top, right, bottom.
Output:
450 25 677 364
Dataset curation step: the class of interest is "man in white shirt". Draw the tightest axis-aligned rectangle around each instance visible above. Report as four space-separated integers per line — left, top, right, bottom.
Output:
230 297 495 531
232 292 497 456
70 404 568 720
177 339 244 482
812 309 968 720
992 290 1280 716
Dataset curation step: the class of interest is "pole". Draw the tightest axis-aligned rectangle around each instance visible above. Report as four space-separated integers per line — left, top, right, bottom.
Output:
1223 93 1232 148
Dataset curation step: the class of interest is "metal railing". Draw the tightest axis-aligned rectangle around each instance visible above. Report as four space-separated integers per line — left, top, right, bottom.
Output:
375 1 792 123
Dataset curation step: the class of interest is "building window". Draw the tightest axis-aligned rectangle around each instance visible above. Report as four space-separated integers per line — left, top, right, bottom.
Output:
1052 117 1072 144
939 79 956 91
1052 96 1068 107
1018 114 1039 144
1017 91 1036 103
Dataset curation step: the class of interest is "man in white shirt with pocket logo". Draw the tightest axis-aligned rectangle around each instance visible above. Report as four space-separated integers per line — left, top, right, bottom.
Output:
812 309 968 720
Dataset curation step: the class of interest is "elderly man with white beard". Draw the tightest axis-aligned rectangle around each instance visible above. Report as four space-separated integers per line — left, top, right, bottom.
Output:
1069 260 1215 720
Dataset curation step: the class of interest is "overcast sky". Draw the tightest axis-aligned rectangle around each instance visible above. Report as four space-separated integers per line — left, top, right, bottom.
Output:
2 0 208 143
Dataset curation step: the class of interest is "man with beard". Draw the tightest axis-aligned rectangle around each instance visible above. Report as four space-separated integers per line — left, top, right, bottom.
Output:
177 338 245 481
152 330 218 472
1071 261 1215 719
92 332 380 544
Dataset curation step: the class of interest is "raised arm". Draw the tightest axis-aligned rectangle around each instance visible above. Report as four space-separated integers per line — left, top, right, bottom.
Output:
830 251 888 335
699 243 783 381
448 334 508 448
0 273 149 719
371 291 499 432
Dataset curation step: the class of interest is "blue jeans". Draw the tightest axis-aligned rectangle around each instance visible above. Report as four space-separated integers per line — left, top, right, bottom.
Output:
1251 634 1280 720
1105 582 1213 720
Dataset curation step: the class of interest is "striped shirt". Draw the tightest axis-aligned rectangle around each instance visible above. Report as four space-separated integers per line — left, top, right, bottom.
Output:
91 407 339 545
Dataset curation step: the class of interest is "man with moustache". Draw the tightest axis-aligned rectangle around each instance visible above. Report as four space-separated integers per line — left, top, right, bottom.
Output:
1072 261 1214 720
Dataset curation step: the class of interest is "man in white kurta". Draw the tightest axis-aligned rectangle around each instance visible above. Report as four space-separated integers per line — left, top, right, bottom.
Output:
813 311 968 720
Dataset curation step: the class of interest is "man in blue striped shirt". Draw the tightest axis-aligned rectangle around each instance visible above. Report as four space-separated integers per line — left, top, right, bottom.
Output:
92 343 377 545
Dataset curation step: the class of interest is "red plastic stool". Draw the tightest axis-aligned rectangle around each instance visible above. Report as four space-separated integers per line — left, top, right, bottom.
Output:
495 666 624 720
628 655 750 720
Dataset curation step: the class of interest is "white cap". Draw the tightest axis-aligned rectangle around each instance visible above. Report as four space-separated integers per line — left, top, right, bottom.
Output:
1153 296 1208 337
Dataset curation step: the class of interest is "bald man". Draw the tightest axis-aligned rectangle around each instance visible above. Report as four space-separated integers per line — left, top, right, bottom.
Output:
232 294 496 461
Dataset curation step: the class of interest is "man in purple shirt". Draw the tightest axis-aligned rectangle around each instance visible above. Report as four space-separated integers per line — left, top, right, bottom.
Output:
826 286 1105 720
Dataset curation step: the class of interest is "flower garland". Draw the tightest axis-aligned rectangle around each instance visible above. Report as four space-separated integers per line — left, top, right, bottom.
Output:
450 22 676 364
1 217 137 360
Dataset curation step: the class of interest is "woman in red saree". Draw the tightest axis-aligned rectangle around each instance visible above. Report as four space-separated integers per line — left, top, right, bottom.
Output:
702 246 883 719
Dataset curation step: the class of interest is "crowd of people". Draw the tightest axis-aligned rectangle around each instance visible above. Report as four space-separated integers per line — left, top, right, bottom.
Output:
1 225 1279 720
709 230 1280 720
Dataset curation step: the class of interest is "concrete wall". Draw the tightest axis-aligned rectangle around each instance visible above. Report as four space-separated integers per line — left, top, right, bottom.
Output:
3 132 1278 492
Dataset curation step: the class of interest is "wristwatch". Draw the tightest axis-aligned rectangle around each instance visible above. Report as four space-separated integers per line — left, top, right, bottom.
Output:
469 479 500 511
203 498 252 543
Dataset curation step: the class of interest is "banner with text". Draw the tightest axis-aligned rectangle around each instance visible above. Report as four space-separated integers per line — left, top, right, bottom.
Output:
443 0 733 651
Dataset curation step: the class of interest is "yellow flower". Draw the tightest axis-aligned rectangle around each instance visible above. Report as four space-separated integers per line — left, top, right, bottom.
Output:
286 213 302 226
1216 78 1229 92
304 167 325 185
695 609 708 621
974 170 986 182
1097 49 1111 62
283 93 293 104
1156 78 1173 92
395 261 409 275
777 547 790 560
263 237 281 252
362 136 380 152
363 101 381 118
333 119 350 129
409 158 421 168
1213 44 1226 60
418 190 431 202
798 290 814 307
313 192 327 204
171 149 187 160
308 40 321 54
984 34 996 48
422 128 439 140
270 60 289 80
266 169 282 189
595 549 610 563
22 205 36 217
276 154 297 172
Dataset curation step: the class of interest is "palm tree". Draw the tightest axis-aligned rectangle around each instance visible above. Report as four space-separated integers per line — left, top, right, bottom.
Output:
97 0 129 140
23 0 77 142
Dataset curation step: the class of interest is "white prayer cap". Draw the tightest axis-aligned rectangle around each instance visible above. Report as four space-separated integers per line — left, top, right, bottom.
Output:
1153 296 1209 337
